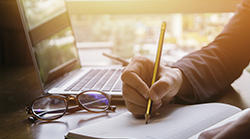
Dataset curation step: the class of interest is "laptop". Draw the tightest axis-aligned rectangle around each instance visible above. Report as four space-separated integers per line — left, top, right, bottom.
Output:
16 0 124 101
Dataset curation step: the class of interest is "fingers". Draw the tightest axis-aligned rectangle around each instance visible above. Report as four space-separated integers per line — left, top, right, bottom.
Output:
124 96 162 116
122 82 162 116
122 83 147 107
149 67 183 102
149 77 170 101
123 99 146 116
122 70 149 98
121 56 183 117
121 56 153 98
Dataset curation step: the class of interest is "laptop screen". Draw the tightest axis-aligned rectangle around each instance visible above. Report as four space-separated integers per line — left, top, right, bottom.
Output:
19 0 80 87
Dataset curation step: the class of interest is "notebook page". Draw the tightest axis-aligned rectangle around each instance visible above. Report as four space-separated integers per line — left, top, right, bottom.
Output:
67 103 241 139
189 108 250 139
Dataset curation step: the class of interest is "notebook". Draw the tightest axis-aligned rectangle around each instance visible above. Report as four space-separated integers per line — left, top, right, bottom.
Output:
66 103 248 139
16 0 123 101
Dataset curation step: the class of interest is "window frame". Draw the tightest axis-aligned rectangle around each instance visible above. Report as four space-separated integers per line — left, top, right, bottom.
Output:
66 0 241 15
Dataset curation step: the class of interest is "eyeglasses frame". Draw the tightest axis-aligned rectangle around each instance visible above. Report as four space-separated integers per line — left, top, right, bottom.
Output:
25 90 116 122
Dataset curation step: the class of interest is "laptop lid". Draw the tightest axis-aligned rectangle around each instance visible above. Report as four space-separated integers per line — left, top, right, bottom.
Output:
17 0 81 93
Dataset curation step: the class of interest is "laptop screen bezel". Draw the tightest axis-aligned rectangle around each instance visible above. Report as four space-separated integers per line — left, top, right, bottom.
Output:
16 0 81 94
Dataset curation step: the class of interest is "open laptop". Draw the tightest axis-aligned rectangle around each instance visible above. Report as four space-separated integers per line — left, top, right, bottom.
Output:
16 0 123 101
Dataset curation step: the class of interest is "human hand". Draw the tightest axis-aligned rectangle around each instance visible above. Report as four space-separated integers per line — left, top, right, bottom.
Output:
121 56 183 118
199 110 250 139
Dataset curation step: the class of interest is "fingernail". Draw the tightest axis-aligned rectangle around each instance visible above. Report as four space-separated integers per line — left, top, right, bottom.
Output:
154 100 161 105
152 95 159 101
151 90 159 101
143 91 149 98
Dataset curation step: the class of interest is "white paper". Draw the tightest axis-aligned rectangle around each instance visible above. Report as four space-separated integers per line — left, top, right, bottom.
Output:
189 108 250 139
67 103 241 139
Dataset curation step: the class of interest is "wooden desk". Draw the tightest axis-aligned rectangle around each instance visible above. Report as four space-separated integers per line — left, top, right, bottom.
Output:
0 66 127 139
0 65 249 139
217 70 250 109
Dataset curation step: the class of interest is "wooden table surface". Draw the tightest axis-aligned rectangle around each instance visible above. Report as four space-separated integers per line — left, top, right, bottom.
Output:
0 65 249 139
0 66 127 139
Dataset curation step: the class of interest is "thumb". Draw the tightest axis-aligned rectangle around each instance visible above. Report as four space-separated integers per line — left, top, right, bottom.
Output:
148 78 170 102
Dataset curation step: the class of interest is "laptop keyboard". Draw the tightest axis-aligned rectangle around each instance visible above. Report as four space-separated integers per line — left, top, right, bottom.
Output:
65 69 122 92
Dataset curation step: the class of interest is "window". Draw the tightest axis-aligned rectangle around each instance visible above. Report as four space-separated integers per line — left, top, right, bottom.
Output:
66 0 239 66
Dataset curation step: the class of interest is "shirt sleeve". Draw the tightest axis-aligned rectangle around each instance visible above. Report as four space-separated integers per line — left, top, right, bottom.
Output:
171 0 250 103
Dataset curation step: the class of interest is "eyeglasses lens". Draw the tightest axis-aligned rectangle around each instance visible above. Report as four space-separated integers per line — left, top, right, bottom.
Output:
32 96 67 120
78 91 109 112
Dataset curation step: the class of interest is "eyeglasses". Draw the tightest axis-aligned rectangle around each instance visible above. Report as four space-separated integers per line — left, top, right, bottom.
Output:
25 90 116 122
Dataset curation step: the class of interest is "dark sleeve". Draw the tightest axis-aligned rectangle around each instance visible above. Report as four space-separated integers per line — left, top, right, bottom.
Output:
171 0 250 103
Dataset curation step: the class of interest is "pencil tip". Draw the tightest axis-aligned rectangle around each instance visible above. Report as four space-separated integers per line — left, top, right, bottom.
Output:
145 114 151 124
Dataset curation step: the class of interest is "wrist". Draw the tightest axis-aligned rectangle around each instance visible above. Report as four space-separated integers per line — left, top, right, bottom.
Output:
174 68 198 104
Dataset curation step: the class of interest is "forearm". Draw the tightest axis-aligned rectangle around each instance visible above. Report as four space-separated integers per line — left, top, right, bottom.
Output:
172 0 250 103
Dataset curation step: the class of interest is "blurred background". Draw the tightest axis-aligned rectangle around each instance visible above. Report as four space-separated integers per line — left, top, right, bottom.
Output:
13 0 234 65
70 13 233 66
1 0 249 71
17 0 245 67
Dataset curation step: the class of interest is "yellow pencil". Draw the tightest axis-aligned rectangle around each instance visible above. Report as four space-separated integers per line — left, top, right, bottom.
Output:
145 21 166 124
